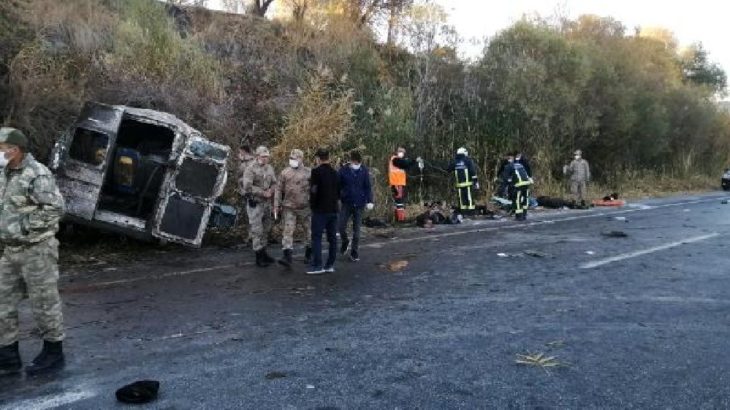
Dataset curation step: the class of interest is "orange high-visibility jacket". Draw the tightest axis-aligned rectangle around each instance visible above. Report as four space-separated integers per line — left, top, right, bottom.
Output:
389 155 407 186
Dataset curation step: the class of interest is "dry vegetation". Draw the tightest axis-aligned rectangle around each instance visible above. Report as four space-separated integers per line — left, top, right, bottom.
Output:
1 0 729 231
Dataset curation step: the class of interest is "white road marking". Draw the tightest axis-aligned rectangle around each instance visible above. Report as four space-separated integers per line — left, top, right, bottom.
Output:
580 233 720 269
3 389 97 410
65 264 239 290
64 195 727 289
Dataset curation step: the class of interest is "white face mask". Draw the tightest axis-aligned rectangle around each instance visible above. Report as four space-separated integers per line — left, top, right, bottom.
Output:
351 163 361 171
289 159 299 168
397 152 405 158
574 155 581 160
0 152 9 168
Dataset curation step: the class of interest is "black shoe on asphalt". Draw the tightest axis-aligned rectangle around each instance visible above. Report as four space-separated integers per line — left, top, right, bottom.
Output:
349 250 359 262
262 248 276 264
278 249 293 268
26 340 64 375
340 239 350 256
255 250 271 267
304 246 312 264
0 341 22 377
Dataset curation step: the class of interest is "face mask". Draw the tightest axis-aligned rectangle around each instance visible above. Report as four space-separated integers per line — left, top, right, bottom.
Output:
351 163 361 171
397 152 405 159
289 159 299 168
0 152 9 168
574 155 581 160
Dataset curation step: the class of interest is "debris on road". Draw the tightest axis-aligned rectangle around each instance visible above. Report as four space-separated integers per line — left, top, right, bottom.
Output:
265 371 287 380
515 352 563 371
602 230 629 238
524 250 551 258
384 260 409 272
545 340 566 349
585 251 596 255
612 216 628 222
115 380 160 404
497 253 509 257
721 200 729 204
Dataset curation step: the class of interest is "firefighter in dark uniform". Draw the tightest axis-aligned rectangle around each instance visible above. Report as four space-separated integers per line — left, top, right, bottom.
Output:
448 147 479 214
504 152 533 220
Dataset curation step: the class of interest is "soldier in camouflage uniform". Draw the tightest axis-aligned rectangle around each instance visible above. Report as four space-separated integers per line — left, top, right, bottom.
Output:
274 149 311 268
241 146 277 267
237 142 255 244
0 128 66 376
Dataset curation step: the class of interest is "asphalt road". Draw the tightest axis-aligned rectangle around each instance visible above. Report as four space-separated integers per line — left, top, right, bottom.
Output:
1 192 729 409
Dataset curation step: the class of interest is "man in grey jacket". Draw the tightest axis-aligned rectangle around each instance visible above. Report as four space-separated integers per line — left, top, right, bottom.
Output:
564 149 591 203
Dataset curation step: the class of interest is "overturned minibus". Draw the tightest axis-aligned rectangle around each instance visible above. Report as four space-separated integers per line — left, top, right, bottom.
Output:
49 102 231 247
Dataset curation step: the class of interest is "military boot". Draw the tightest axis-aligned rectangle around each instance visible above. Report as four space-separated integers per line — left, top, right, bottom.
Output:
26 340 64 375
278 249 293 268
261 248 275 264
304 246 312 264
255 250 270 267
0 342 22 376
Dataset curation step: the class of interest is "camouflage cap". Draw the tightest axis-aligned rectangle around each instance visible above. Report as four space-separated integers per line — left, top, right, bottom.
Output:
0 127 28 149
290 149 304 160
255 146 270 157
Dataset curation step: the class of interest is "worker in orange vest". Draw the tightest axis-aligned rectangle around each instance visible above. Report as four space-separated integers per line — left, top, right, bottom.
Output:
389 147 423 221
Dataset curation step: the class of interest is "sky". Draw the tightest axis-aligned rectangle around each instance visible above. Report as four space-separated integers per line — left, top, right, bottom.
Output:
206 0 729 73
436 0 728 70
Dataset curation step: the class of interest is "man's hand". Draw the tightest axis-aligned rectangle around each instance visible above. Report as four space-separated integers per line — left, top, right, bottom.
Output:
474 182 480 190
366 203 374 211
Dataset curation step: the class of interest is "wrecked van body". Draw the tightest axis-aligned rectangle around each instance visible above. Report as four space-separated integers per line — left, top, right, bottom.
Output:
49 102 231 247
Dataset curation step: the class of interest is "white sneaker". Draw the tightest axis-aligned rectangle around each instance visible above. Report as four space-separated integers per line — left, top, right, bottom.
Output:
324 266 335 273
306 268 325 275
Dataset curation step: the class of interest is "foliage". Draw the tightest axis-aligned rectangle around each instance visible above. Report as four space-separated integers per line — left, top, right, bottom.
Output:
1 0 729 212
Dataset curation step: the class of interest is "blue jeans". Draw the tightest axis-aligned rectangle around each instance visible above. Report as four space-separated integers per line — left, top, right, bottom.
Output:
338 203 363 256
311 212 338 269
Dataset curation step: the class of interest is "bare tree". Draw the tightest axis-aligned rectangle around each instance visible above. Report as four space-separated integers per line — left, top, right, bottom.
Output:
284 0 311 22
167 0 208 7
249 0 276 16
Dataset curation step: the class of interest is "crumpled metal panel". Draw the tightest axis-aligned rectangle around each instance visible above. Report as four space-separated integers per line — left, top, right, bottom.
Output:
53 102 229 247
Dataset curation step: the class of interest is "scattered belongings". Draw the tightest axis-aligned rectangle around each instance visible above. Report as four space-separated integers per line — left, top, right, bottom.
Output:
363 217 389 228
491 196 512 211
116 380 160 404
535 196 590 210
601 230 628 238
593 192 625 207
524 250 551 258
612 216 628 222
416 201 461 227
721 199 729 205
385 260 409 272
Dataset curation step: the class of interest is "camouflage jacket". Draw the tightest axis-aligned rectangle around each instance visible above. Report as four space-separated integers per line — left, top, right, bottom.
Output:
237 155 256 187
0 154 65 246
240 161 277 201
275 165 311 210
566 158 591 182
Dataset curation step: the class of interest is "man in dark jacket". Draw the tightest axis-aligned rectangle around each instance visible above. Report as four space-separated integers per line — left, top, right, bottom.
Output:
448 147 479 214
308 149 340 275
338 151 373 262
